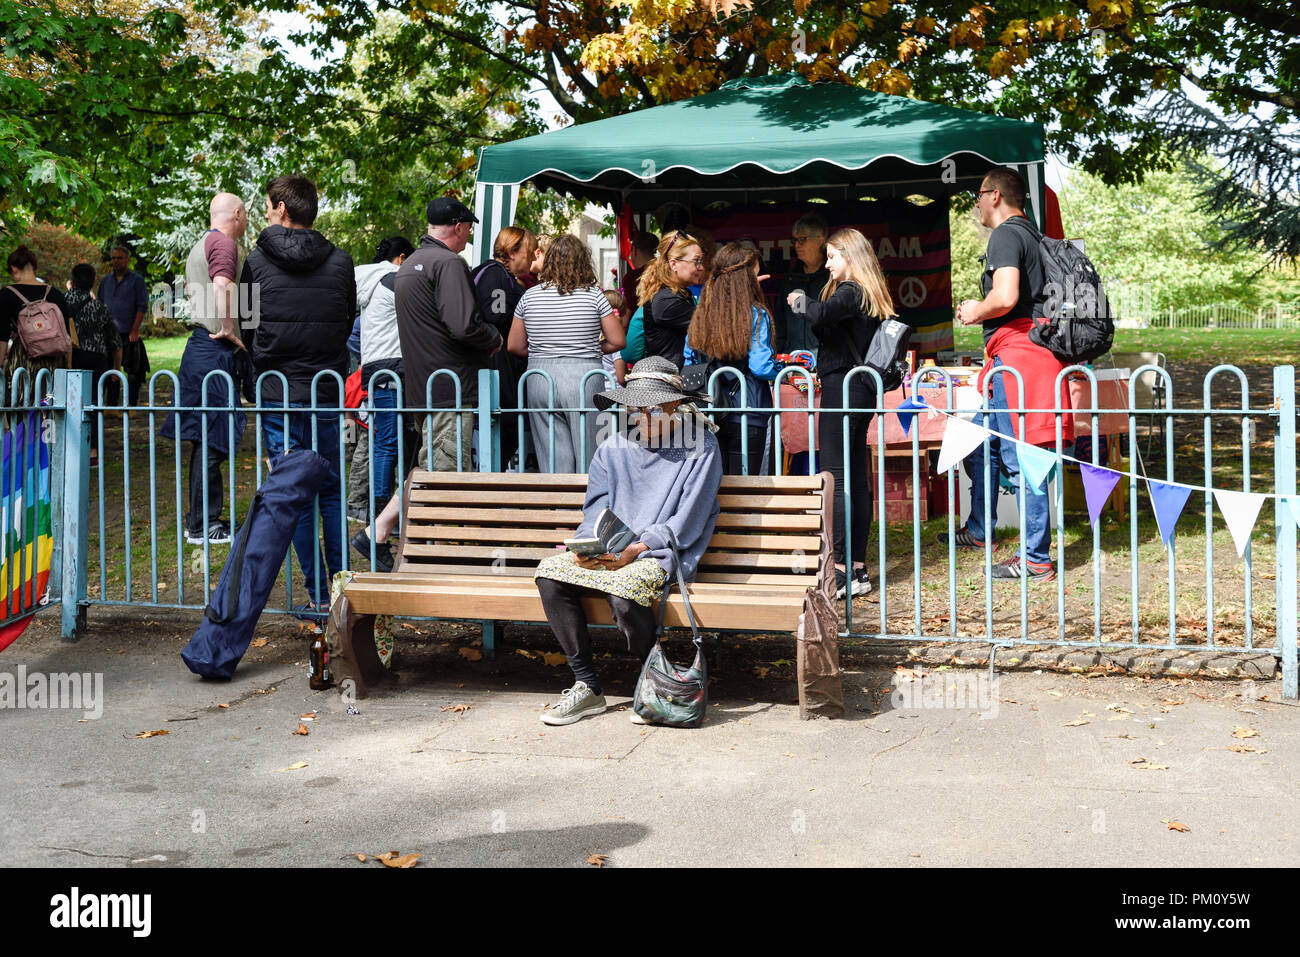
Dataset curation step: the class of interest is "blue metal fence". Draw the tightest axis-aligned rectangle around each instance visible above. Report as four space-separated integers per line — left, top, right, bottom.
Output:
30 360 1299 699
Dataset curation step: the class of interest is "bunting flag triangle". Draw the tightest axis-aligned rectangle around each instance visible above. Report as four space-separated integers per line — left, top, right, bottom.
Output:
936 416 989 474
895 396 927 437
1079 464 1123 527
1147 479 1193 547
1016 442 1057 492
1213 489 1267 557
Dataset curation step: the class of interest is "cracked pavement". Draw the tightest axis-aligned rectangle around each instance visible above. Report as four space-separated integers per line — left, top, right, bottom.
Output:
3 613 1298 867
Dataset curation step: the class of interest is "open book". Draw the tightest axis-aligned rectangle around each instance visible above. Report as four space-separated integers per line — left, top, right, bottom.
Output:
564 508 637 557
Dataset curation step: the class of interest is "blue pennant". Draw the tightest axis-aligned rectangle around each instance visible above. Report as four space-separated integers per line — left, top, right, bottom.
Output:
1148 479 1193 546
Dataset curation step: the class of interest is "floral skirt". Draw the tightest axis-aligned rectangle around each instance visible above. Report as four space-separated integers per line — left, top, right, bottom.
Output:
534 552 667 607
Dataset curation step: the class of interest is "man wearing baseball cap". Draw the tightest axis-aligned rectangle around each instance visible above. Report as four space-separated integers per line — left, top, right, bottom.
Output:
350 195 502 568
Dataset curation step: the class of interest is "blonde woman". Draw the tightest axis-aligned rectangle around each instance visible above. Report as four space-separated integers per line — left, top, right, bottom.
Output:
786 228 898 599
637 230 708 368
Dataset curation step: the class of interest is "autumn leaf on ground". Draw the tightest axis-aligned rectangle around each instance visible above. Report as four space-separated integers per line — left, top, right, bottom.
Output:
273 761 308 772
354 853 367 862
458 647 483 662
293 723 310 735
217 703 229 709
587 854 608 867
376 852 420 868
1064 719 1089 727
516 649 538 660
440 704 471 714
1129 758 1169 770
250 637 268 648
301 712 317 720
1231 726 1258 739
1228 744 1268 754
1160 699 1184 706
1167 821 1191 832
134 729 169 738
543 652 567 667
1105 704 1135 714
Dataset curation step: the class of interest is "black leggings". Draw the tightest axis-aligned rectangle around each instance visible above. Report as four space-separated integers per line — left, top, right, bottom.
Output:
818 371 875 567
718 421 768 476
535 577 657 696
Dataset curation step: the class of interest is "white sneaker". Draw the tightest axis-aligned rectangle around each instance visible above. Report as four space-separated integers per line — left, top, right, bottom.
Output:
629 709 650 725
850 569 872 596
540 682 607 726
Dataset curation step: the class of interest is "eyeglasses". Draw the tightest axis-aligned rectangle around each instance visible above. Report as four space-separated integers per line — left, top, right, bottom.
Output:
974 188 996 200
792 234 812 243
672 257 705 266
628 405 667 417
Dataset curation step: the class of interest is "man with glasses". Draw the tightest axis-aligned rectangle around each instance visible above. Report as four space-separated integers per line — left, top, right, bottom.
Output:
776 212 830 357
943 166 1068 583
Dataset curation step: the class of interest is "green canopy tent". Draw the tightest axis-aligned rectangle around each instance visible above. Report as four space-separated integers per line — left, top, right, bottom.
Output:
472 73 1047 265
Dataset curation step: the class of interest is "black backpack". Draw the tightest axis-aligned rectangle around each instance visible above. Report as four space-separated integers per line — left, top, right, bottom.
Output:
1006 216 1114 364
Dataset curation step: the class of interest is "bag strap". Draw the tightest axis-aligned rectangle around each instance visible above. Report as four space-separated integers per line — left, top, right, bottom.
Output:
204 493 259 624
8 286 32 306
654 530 700 647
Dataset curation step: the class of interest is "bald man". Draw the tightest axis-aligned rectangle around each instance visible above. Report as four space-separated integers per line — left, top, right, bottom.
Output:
161 192 252 545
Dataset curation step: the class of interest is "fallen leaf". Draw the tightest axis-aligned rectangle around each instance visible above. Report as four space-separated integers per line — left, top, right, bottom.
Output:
458 647 483 662
440 704 472 714
1129 758 1169 771
1167 821 1190 832
250 637 268 648
1228 744 1268 754
1231 726 1258 739
780 752 796 757
1064 720 1089 727
515 649 538 659
543 652 567 667
293 723 310 736
134 729 169 739
354 853 367 862
1105 704 1135 714
301 712 317 720
587 854 608 868
217 703 229 709
273 761 309 772
1160 699 1184 706
378 852 420 869
1047 690 1063 697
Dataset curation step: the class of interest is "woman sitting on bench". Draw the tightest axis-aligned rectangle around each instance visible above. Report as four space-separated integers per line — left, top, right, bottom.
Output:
533 355 723 726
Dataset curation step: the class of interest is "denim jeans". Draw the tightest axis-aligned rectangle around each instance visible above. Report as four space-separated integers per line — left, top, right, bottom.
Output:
261 401 344 604
965 357 1051 565
370 386 399 500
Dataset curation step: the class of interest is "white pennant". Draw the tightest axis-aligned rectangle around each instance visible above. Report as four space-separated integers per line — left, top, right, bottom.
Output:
936 416 990 475
1214 489 1267 557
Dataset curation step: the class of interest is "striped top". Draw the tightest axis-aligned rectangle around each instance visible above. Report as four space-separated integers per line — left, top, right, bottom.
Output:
515 283 611 361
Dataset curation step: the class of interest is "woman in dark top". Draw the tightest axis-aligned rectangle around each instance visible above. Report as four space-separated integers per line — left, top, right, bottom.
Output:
1 245 72 402
787 228 897 600
637 231 708 369
473 226 535 467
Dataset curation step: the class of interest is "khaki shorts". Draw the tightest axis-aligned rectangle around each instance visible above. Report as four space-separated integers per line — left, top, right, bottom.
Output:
414 410 473 472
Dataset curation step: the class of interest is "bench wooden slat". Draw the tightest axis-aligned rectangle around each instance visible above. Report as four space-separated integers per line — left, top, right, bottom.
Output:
344 582 803 630
402 508 820 533
698 551 821 570
405 506 585 525
409 471 824 491
349 570 808 599
409 489 588 506
400 525 821 553
716 493 820 510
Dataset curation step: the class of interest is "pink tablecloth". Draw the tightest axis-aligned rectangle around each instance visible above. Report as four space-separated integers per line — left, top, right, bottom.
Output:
777 377 1129 455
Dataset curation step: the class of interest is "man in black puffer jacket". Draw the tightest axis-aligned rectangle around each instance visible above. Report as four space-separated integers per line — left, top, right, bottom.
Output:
240 174 355 619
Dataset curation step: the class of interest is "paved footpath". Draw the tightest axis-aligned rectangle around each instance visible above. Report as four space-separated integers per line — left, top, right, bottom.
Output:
3 614 1297 868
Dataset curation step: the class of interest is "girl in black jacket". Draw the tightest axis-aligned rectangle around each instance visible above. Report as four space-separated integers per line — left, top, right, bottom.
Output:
787 228 898 599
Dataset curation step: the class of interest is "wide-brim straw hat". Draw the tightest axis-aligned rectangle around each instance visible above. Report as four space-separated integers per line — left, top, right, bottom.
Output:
593 356 710 411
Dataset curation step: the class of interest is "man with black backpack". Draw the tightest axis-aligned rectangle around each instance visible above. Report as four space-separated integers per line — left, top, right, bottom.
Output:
944 167 1074 583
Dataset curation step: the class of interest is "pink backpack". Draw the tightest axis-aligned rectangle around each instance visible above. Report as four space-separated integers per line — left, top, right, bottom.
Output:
9 285 71 359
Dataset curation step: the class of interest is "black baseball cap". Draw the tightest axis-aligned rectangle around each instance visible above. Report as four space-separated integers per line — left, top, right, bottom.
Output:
426 196 478 226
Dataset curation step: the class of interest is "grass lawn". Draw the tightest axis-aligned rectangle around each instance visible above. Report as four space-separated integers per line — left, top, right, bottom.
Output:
144 332 189 378
951 324 1300 368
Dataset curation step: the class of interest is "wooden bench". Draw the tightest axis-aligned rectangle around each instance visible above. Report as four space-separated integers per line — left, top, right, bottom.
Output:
329 470 839 715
